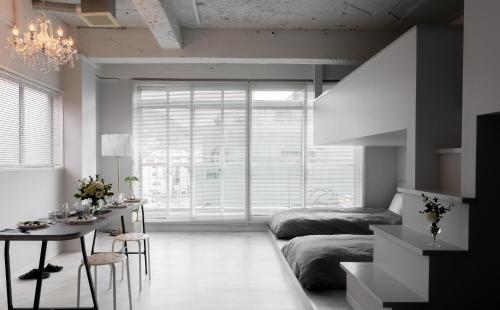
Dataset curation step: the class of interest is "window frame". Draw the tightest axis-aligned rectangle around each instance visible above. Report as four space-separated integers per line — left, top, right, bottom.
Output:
133 80 364 221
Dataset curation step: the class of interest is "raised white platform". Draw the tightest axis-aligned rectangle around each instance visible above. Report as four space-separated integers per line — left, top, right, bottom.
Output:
340 262 427 308
370 225 467 256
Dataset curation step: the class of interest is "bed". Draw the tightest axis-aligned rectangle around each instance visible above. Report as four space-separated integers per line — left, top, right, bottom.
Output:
268 206 401 239
281 234 373 290
268 193 403 239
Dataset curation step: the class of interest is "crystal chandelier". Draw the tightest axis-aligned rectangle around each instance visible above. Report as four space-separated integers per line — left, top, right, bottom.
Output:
6 1 78 73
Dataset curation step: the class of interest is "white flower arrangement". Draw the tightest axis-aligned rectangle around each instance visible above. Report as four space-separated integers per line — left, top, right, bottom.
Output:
74 175 113 206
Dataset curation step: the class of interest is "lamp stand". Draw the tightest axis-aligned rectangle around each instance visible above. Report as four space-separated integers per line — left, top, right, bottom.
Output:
116 156 121 193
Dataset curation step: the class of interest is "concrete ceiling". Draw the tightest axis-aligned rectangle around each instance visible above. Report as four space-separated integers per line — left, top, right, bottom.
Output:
48 0 462 30
171 0 462 30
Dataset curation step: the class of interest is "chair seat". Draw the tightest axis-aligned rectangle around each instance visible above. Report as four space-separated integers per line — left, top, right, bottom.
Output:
114 232 149 241
86 253 127 266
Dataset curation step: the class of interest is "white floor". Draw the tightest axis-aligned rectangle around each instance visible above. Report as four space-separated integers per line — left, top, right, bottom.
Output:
0 232 323 310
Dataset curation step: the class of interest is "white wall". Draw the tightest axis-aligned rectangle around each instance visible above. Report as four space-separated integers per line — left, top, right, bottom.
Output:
81 60 98 178
461 0 500 197
364 147 398 209
0 0 66 280
97 78 134 194
61 59 99 252
0 169 64 281
397 146 408 187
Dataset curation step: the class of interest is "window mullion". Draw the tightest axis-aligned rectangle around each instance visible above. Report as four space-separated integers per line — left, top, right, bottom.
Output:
50 95 54 166
245 82 252 221
220 104 225 216
189 89 194 219
19 84 24 166
165 89 170 217
302 83 308 209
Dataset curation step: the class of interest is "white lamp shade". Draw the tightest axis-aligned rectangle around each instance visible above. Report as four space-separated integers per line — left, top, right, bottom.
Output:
101 134 132 157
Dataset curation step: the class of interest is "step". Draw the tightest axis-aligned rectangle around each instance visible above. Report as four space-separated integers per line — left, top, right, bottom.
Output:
370 225 467 256
341 262 427 308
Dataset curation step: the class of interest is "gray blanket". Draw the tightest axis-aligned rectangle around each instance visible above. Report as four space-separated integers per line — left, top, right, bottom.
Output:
282 234 373 290
268 207 401 239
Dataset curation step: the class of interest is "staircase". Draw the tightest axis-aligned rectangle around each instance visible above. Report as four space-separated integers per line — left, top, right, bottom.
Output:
341 189 470 310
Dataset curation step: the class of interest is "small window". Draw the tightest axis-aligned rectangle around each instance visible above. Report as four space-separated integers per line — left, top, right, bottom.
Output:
0 71 63 168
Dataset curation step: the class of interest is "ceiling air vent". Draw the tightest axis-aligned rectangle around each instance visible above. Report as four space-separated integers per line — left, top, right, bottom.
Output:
79 0 119 28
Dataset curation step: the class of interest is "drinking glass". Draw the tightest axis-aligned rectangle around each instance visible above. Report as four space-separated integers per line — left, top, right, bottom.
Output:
49 212 58 223
61 202 70 220
73 201 83 217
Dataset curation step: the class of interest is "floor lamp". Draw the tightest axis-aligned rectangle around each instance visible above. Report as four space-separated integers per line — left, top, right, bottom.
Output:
101 134 132 194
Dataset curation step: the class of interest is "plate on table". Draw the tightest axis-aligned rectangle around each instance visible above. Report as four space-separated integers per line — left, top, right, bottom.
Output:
66 216 98 225
17 220 49 230
124 198 141 203
107 203 127 208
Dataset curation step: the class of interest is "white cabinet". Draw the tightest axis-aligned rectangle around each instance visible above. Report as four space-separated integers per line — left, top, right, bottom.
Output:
314 25 463 193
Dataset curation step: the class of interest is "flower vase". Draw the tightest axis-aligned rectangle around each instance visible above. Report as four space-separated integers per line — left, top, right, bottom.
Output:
428 222 441 247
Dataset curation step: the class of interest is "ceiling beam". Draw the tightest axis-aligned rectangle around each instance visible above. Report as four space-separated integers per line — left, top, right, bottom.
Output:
77 28 402 64
191 0 201 25
130 0 182 49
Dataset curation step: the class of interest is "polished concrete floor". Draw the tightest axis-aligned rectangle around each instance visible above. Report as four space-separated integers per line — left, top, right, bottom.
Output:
0 232 320 310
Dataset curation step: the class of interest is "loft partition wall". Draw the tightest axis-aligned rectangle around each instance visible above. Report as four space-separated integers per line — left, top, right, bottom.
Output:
133 81 363 222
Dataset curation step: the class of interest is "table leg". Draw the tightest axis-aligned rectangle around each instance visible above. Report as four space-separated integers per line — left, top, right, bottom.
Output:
4 241 13 310
33 241 47 310
80 237 99 310
141 205 148 274
120 216 128 258
91 230 97 254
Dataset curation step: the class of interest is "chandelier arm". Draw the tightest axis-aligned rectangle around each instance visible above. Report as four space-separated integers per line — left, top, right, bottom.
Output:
5 1 78 74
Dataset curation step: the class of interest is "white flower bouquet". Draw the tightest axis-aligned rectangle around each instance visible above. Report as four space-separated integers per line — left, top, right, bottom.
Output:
74 175 113 206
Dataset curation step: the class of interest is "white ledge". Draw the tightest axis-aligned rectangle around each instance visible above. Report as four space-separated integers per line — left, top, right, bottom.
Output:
397 187 472 203
341 262 427 307
436 148 462 154
370 225 467 256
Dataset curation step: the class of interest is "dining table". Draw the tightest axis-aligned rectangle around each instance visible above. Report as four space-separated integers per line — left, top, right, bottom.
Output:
0 200 147 310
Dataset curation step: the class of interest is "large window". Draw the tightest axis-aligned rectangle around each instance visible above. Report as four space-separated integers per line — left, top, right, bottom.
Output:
0 71 62 168
134 82 363 221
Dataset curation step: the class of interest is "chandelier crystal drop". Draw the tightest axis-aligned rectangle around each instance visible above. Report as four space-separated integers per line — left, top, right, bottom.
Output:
6 8 78 73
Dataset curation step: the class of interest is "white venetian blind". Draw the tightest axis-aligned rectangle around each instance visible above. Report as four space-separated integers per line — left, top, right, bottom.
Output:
192 84 247 218
0 71 62 168
134 81 364 221
251 83 305 215
0 76 20 166
134 83 247 220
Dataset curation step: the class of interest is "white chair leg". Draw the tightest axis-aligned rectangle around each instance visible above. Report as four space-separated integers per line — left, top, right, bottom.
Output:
109 265 113 289
121 242 125 281
138 241 142 291
113 239 125 280
147 238 151 280
112 264 117 310
77 264 83 307
126 257 133 310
